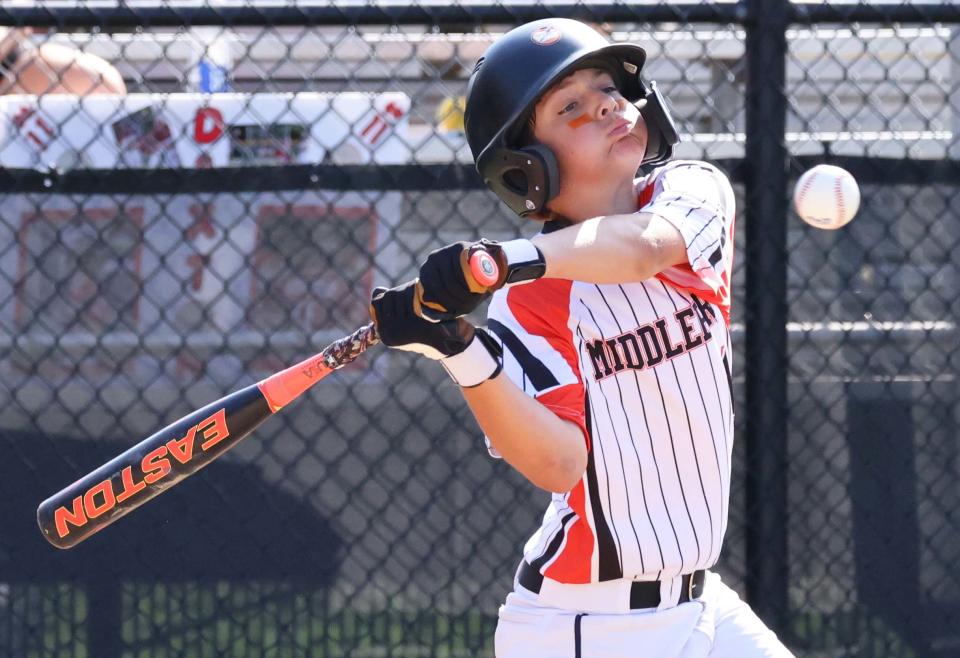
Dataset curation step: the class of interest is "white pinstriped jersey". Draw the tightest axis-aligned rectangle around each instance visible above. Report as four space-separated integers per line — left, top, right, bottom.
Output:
485 160 736 584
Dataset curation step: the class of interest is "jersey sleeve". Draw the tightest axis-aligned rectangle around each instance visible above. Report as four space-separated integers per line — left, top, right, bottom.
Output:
481 279 587 458
640 160 736 321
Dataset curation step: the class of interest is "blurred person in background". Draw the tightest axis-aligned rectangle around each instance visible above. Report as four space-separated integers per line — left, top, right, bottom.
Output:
0 27 126 95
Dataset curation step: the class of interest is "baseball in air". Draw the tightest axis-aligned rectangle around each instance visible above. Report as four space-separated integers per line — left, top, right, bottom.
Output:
793 164 861 230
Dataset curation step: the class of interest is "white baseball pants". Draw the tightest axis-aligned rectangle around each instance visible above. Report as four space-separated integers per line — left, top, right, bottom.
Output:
494 572 795 658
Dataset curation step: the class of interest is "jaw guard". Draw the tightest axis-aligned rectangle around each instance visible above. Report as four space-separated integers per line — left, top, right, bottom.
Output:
638 80 680 168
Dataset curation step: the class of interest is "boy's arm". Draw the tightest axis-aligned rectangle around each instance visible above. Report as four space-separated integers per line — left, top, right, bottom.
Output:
532 212 687 284
413 212 686 322
461 372 587 494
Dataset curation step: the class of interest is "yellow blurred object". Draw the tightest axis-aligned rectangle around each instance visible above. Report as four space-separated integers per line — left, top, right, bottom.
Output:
436 95 466 135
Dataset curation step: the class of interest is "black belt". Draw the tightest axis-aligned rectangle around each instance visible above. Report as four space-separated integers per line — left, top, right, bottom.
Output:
518 561 706 609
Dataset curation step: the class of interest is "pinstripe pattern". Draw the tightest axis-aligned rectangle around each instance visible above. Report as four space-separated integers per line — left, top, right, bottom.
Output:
580 295 652 575
581 386 623 580
485 161 736 583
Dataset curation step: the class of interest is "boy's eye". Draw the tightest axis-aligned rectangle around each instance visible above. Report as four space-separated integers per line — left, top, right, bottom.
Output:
558 86 620 114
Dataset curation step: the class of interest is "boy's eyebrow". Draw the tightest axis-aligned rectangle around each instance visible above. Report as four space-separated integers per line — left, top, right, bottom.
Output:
542 69 610 104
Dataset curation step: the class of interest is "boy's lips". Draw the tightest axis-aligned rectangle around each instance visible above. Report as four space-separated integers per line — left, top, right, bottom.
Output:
608 119 632 137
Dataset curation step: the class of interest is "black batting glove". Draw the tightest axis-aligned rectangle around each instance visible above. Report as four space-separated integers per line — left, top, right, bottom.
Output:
370 282 502 387
416 241 491 323
416 239 547 323
371 281 475 358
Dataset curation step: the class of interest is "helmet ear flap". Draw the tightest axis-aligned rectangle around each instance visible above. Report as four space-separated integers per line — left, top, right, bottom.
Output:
478 144 560 217
639 81 680 167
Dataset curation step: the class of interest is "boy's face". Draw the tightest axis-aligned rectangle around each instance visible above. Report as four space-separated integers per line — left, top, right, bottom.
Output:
531 67 648 187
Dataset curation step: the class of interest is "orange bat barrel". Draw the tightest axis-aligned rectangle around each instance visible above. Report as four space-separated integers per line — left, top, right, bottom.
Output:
37 384 274 549
35 324 374 549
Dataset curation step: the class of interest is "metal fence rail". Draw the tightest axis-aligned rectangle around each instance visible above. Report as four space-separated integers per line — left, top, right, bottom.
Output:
0 2 957 656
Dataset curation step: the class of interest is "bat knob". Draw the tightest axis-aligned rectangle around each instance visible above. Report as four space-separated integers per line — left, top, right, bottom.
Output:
468 249 500 289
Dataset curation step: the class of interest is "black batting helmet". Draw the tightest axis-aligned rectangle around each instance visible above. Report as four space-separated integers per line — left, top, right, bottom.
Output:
464 19 679 218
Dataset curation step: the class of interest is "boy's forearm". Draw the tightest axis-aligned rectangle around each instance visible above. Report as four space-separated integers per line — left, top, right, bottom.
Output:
461 373 587 493
530 212 686 284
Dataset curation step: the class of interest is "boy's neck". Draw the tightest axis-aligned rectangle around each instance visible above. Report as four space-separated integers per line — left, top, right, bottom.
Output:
553 177 640 224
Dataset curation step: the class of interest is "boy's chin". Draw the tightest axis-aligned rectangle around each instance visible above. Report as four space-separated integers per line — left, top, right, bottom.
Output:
570 148 643 182
605 150 646 177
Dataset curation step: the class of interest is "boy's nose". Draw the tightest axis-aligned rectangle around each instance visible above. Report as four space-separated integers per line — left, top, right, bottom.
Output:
596 91 621 118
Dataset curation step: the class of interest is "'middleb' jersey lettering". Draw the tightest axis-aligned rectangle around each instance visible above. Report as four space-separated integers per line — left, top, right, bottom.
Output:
484 161 737 586
586 296 717 381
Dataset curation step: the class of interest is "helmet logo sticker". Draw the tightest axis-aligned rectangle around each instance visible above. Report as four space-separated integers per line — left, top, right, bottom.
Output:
530 25 562 46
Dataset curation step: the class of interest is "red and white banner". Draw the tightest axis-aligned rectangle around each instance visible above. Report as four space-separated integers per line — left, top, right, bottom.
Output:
0 92 412 170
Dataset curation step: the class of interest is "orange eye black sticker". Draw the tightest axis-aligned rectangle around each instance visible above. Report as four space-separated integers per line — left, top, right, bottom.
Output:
568 114 593 129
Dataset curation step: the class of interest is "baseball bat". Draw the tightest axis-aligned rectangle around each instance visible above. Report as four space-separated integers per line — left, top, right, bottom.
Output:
37 251 500 549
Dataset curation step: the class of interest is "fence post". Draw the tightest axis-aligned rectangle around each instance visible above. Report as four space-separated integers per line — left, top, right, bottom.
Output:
951 28 960 159
743 0 790 635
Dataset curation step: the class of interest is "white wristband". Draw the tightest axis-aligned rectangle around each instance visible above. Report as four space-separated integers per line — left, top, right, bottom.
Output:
501 238 540 264
440 332 500 388
498 239 546 287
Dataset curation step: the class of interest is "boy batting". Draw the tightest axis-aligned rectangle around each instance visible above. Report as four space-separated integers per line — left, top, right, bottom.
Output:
370 19 795 657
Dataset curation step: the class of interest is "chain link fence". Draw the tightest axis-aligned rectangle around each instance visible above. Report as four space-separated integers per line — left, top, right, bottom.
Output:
0 1 957 656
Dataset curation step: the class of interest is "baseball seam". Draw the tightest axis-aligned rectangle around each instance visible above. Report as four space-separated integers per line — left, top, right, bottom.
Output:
797 172 817 219
834 177 844 227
